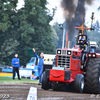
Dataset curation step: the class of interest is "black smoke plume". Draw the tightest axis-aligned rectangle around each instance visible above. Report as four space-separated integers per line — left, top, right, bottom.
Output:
61 0 94 41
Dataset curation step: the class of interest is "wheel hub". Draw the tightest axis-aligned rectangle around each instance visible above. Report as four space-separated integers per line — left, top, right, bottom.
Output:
81 79 84 90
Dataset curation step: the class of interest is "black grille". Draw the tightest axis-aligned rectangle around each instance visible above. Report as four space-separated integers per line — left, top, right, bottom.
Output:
58 56 70 69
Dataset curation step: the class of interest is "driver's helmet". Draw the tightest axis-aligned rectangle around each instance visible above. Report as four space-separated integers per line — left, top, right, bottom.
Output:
79 36 85 41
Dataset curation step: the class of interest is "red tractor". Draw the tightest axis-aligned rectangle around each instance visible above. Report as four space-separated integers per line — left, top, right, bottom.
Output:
42 25 100 93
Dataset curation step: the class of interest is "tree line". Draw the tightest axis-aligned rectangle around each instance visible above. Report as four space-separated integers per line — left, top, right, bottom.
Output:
0 0 58 66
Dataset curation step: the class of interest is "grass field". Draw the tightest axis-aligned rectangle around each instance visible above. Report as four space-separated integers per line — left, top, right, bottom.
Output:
0 76 39 84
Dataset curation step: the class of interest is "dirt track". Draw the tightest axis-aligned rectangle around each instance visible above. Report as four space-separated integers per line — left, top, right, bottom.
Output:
0 83 100 100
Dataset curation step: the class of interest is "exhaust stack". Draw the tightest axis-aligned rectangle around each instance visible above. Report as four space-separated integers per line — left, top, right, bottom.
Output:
67 41 72 48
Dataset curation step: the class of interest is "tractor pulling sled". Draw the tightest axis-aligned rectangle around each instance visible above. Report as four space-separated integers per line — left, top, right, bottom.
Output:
42 13 100 94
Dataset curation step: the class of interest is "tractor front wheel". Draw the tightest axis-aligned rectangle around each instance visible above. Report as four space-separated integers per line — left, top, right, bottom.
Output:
74 74 84 93
42 71 50 90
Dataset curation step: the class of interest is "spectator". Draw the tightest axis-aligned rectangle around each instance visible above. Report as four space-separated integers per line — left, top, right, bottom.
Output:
33 48 44 85
12 54 21 80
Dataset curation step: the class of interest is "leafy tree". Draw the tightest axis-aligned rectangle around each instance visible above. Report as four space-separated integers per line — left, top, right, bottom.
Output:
87 20 100 48
0 0 56 66
51 27 59 46
93 20 100 32
0 0 19 65
15 0 56 65
52 22 63 49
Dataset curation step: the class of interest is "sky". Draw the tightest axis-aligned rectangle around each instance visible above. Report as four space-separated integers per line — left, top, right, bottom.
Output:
46 0 64 25
85 0 100 27
17 0 100 26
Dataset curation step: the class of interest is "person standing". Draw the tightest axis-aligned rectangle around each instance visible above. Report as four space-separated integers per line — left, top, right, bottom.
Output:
33 48 44 85
12 54 21 80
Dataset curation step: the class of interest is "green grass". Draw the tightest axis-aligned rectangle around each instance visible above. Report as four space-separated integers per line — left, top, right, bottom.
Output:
0 77 39 84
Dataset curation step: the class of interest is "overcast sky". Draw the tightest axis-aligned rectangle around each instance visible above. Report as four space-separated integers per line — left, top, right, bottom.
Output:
17 0 100 26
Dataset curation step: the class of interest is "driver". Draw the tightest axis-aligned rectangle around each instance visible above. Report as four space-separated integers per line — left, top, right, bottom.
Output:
80 36 87 65
79 36 87 49
80 36 85 45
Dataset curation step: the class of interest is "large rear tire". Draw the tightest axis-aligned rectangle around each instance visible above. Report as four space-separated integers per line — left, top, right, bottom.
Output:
42 71 50 90
74 74 84 93
52 81 64 91
85 57 100 94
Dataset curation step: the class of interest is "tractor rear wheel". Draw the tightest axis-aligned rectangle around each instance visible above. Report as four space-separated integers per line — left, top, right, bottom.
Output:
42 71 50 90
74 74 84 93
52 81 64 91
85 57 100 93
